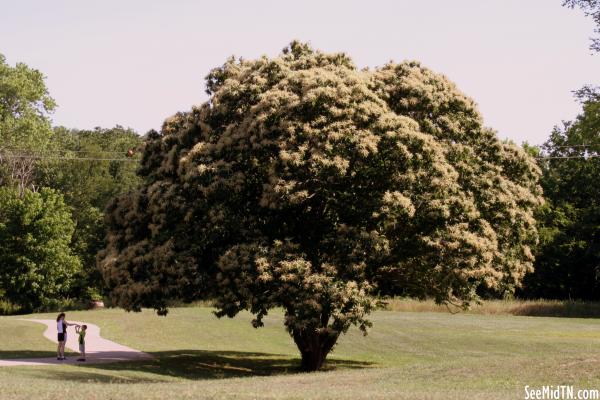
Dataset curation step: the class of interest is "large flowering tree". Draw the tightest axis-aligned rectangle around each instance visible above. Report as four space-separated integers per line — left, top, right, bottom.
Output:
99 42 542 371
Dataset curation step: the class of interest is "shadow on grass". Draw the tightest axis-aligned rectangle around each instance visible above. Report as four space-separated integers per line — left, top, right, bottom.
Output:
0 350 76 359
12 350 374 383
16 367 164 384
88 350 374 379
510 302 600 318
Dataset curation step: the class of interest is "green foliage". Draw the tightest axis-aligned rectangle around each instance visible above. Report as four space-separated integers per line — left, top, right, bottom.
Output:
0 299 20 315
521 142 542 158
38 126 142 211
0 53 56 192
35 126 143 299
0 187 81 311
0 54 55 149
99 42 541 371
0 55 142 308
520 1 600 299
520 92 600 299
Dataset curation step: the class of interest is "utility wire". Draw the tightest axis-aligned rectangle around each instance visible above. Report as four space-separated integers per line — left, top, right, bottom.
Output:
1 154 138 162
536 155 600 160
5 154 597 162
550 144 595 148
0 148 135 155
1 147 597 162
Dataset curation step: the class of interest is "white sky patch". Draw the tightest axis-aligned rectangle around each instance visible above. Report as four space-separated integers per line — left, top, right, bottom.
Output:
1 0 599 145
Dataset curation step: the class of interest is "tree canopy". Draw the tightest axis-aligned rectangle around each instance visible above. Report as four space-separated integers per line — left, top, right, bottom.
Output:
0 53 145 310
0 53 56 193
99 42 542 371
520 90 600 299
0 187 80 311
36 126 143 299
518 0 600 301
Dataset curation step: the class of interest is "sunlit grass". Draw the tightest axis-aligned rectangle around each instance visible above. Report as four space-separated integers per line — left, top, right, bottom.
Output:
0 306 599 399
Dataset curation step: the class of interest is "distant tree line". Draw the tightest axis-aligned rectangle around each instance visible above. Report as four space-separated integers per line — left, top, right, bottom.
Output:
0 53 142 312
518 89 600 300
516 0 600 300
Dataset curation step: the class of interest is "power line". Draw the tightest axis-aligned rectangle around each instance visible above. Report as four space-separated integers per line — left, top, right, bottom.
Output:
2 148 597 162
550 144 595 148
1 154 138 162
0 147 134 155
536 155 600 160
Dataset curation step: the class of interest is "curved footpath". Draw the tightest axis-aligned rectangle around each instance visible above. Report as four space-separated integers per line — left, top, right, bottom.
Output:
0 319 152 366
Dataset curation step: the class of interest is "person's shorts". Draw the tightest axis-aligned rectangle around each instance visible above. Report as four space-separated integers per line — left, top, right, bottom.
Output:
79 343 85 353
57 333 65 342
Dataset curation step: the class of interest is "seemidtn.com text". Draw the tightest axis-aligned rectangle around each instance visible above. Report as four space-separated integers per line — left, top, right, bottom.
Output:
525 386 599 400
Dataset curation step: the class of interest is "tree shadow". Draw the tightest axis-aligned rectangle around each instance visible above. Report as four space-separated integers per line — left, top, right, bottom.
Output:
510 302 600 318
0 350 76 359
9 349 375 383
16 367 164 384
84 350 374 380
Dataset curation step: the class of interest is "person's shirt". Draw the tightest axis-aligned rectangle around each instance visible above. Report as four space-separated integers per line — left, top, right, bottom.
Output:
78 330 86 345
57 320 64 333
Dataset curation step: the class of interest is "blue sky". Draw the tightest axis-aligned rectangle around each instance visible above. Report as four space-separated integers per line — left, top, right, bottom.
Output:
2 0 599 145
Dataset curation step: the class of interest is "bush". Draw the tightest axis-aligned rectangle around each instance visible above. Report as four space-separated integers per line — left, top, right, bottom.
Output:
0 187 81 311
0 299 21 315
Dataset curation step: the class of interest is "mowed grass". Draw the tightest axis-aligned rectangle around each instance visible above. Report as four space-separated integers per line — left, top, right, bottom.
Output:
0 307 599 400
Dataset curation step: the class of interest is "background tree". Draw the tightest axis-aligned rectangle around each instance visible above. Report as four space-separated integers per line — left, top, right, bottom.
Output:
0 54 143 310
564 0 600 52
0 187 81 311
99 42 542 371
520 90 600 299
36 126 142 299
517 1 600 299
0 53 56 194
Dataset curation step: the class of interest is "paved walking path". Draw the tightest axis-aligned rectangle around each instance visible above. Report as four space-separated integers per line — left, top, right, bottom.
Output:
0 319 152 366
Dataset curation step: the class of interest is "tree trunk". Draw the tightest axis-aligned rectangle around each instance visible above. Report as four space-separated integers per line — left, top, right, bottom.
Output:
292 328 339 372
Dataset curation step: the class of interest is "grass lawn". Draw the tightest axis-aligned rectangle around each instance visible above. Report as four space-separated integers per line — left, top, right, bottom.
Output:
0 307 599 399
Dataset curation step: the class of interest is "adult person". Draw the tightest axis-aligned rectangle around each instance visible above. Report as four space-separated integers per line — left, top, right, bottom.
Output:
56 313 78 360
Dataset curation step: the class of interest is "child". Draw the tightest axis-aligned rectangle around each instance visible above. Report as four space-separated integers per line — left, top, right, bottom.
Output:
75 325 87 362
